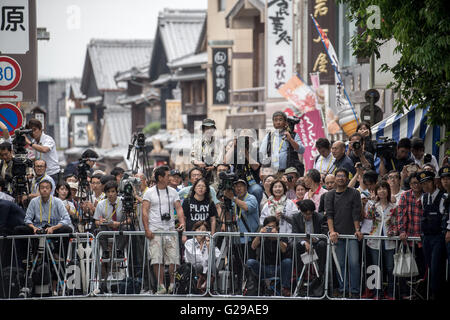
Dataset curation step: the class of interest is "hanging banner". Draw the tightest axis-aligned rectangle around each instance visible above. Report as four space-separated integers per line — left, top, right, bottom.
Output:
166 99 183 130
267 0 294 99
278 75 316 114
212 48 230 105
294 109 326 171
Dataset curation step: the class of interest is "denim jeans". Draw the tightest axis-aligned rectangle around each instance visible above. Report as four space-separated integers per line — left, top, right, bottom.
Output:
422 234 447 297
247 258 293 289
368 247 394 297
248 183 264 206
334 238 360 294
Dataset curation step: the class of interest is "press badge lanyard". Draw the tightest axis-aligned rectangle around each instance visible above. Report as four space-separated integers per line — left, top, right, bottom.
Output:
156 187 171 217
320 155 333 174
39 197 53 223
234 193 249 219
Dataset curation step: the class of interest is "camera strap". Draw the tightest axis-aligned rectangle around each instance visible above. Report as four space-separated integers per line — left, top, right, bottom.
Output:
39 196 52 224
156 187 171 217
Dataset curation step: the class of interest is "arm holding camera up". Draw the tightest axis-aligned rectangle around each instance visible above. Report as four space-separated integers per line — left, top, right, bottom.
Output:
24 136 50 153
223 189 248 211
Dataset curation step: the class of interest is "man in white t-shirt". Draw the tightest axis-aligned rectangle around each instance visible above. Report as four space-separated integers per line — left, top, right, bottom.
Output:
142 165 185 294
25 119 61 183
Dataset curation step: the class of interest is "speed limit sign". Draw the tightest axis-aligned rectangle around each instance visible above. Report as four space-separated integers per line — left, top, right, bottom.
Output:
0 56 22 91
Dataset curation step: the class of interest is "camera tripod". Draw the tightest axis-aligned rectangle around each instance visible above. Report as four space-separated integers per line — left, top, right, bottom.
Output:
215 197 251 295
20 235 65 298
127 133 151 178
74 178 96 234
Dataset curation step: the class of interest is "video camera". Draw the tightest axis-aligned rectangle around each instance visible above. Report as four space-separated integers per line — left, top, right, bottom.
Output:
119 173 141 214
77 158 92 183
218 171 237 192
11 128 33 199
376 137 397 159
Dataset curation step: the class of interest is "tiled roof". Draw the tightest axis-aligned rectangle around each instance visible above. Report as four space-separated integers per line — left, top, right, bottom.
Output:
103 106 132 147
156 9 206 63
82 39 153 92
168 51 207 69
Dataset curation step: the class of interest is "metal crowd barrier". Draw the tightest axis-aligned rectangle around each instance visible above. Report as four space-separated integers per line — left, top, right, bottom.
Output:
1 232 445 300
0 233 94 299
92 230 211 297
325 235 424 300
208 232 329 299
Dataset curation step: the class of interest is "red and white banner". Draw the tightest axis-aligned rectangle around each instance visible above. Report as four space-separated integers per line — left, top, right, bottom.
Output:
294 109 326 171
278 75 316 115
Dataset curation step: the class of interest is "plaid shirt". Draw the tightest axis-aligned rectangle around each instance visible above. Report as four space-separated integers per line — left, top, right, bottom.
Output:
397 189 423 246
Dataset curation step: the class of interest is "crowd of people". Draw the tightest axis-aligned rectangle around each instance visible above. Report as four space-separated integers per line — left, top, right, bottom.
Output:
0 114 449 300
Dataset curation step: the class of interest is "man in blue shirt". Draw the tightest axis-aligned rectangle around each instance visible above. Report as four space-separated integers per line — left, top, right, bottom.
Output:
21 180 73 234
260 111 305 173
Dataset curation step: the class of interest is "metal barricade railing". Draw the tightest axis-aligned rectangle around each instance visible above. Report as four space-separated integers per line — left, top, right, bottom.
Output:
325 234 426 300
92 230 211 297
208 232 329 299
0 233 94 299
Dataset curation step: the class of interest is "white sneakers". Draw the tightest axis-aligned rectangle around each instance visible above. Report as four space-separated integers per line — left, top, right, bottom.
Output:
156 283 175 294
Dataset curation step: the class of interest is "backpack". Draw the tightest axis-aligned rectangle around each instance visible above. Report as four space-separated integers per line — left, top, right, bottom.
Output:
174 263 199 295
242 264 259 296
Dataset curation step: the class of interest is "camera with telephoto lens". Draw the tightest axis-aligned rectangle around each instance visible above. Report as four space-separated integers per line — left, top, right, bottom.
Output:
77 158 91 182
352 141 361 150
36 224 51 234
11 128 33 197
376 137 397 159
119 173 140 214
424 153 432 164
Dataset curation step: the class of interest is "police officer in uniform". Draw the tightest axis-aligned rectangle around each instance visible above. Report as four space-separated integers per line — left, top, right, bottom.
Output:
418 170 448 299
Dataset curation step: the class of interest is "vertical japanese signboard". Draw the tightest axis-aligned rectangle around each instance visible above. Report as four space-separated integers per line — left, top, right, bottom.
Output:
212 48 229 105
0 0 37 102
308 0 336 84
267 0 294 99
73 115 88 147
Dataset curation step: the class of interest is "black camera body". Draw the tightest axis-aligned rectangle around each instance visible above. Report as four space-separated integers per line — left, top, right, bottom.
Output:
218 171 237 191
376 137 397 159
160 212 171 221
286 116 300 133
353 141 361 150
424 153 432 164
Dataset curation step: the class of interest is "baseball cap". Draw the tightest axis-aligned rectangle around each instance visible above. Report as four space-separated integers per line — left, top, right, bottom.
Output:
418 170 435 183
233 179 248 187
170 169 181 177
201 118 216 127
284 167 298 175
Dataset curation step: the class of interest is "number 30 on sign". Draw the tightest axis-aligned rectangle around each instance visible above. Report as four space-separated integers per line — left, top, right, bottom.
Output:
0 56 22 91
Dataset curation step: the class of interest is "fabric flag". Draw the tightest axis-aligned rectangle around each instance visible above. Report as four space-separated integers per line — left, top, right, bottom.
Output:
294 109 326 171
278 75 317 115
310 72 321 91
310 15 359 136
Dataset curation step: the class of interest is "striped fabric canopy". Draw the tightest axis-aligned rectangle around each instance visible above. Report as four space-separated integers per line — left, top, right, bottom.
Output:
371 105 443 162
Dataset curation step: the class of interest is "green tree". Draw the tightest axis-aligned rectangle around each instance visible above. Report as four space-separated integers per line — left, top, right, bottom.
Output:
142 121 161 136
338 0 450 144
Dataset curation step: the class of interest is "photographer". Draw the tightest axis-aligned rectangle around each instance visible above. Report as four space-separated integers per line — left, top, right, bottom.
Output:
25 119 61 183
191 119 224 183
246 216 293 296
94 181 130 259
347 132 375 170
18 179 73 235
0 141 13 194
260 111 305 174
224 129 263 205
379 137 414 176
411 137 439 172
64 149 99 178
27 160 56 201
313 138 335 176
282 167 300 200
222 179 259 237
